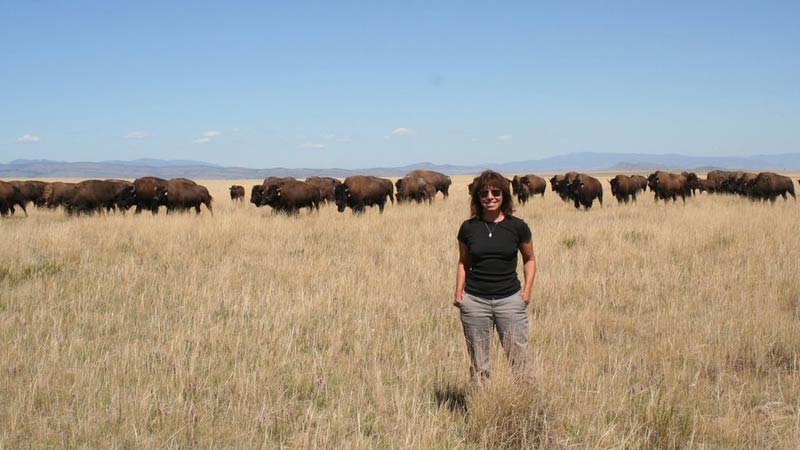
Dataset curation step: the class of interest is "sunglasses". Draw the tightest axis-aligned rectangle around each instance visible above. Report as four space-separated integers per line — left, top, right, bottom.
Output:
479 188 503 198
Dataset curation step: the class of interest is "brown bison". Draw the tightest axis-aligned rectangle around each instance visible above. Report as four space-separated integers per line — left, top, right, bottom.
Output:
304 177 340 203
9 180 47 211
66 180 136 215
746 172 796 202
229 185 245 202
550 171 579 202
263 180 321 214
569 174 603 209
250 177 297 207
512 174 546 205
133 176 169 214
42 182 78 211
154 179 213 214
396 176 436 204
335 175 394 214
0 181 25 216
609 175 642 204
647 171 688 203
404 169 451 198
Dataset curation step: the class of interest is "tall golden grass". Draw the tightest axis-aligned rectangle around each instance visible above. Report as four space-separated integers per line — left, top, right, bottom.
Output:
1 175 799 449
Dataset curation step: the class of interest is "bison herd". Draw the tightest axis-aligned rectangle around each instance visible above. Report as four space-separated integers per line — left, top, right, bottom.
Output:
0 169 797 217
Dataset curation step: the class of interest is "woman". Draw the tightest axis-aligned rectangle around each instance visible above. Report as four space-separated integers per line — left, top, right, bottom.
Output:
454 170 536 388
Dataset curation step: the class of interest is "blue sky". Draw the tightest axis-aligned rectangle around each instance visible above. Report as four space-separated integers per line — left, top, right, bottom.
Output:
1 1 798 169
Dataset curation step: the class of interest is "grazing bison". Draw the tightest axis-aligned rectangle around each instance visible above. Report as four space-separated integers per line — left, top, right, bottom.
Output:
263 180 321 215
403 170 451 198
66 180 136 215
229 185 245 202
569 174 603 209
608 175 642 204
133 176 169 214
335 175 394 214
746 172 796 202
154 179 213 214
0 181 25 216
42 182 78 212
704 170 737 194
648 171 689 203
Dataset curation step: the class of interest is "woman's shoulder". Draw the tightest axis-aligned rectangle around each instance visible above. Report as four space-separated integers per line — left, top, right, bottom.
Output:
460 217 480 226
504 215 528 226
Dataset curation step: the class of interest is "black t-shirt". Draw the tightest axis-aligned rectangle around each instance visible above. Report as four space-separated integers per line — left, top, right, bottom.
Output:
457 215 532 299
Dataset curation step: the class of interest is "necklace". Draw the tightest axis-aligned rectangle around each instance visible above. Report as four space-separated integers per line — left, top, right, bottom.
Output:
484 221 499 238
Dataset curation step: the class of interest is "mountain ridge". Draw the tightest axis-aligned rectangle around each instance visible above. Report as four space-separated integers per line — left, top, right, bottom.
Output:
2 152 799 179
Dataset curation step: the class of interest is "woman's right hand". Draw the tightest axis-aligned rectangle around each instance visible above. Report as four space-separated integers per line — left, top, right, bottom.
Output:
453 292 463 307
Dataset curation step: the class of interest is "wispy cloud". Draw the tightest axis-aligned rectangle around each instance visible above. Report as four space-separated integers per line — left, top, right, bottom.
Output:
124 131 151 139
194 130 222 144
300 142 325 149
390 127 417 137
16 134 41 143
497 134 513 142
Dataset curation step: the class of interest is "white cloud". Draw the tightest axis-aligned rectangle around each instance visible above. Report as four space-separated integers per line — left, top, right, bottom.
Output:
471 138 481 143
390 128 417 137
193 130 222 144
498 134 513 142
124 131 151 139
16 134 41 143
232 128 241 133
300 142 325 149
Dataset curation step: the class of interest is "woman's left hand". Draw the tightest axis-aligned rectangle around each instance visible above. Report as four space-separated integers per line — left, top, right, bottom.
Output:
520 291 531 305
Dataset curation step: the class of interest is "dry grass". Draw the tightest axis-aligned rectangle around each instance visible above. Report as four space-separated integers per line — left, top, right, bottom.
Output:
1 175 799 449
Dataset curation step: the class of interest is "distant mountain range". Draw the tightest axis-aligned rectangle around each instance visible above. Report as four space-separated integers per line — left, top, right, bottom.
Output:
2 152 799 179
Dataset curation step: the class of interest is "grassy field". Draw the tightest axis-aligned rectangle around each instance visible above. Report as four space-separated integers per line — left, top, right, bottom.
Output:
1 175 799 449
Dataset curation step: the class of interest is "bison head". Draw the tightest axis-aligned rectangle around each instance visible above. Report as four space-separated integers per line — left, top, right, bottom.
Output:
250 185 265 206
334 183 349 213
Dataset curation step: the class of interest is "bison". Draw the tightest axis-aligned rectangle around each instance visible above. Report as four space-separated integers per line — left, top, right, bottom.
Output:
569 174 603 210
512 174 546 205
154 179 213 215
403 170 451 199
396 176 435 204
550 172 579 203
746 172 796 202
133 176 169 214
647 171 689 203
66 179 136 215
0 181 25 216
609 175 641 204
229 185 245 202
304 177 340 204
9 180 47 211
42 182 78 212
335 175 394 214
263 180 321 215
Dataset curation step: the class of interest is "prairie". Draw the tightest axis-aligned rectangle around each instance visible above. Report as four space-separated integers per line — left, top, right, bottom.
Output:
1 175 799 449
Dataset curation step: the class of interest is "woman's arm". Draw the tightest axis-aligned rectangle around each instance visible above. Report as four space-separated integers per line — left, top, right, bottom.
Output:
454 242 469 307
519 239 536 304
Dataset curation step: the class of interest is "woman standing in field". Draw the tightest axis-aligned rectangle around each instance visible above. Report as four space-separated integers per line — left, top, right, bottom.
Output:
454 170 536 389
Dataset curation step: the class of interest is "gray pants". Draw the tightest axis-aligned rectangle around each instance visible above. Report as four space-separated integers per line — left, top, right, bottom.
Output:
459 291 529 387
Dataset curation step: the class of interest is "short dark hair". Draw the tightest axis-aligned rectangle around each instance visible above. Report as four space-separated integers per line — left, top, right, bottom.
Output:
470 170 515 217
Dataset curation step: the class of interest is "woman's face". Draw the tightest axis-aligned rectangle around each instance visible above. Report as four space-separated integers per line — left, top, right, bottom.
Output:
479 184 503 213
